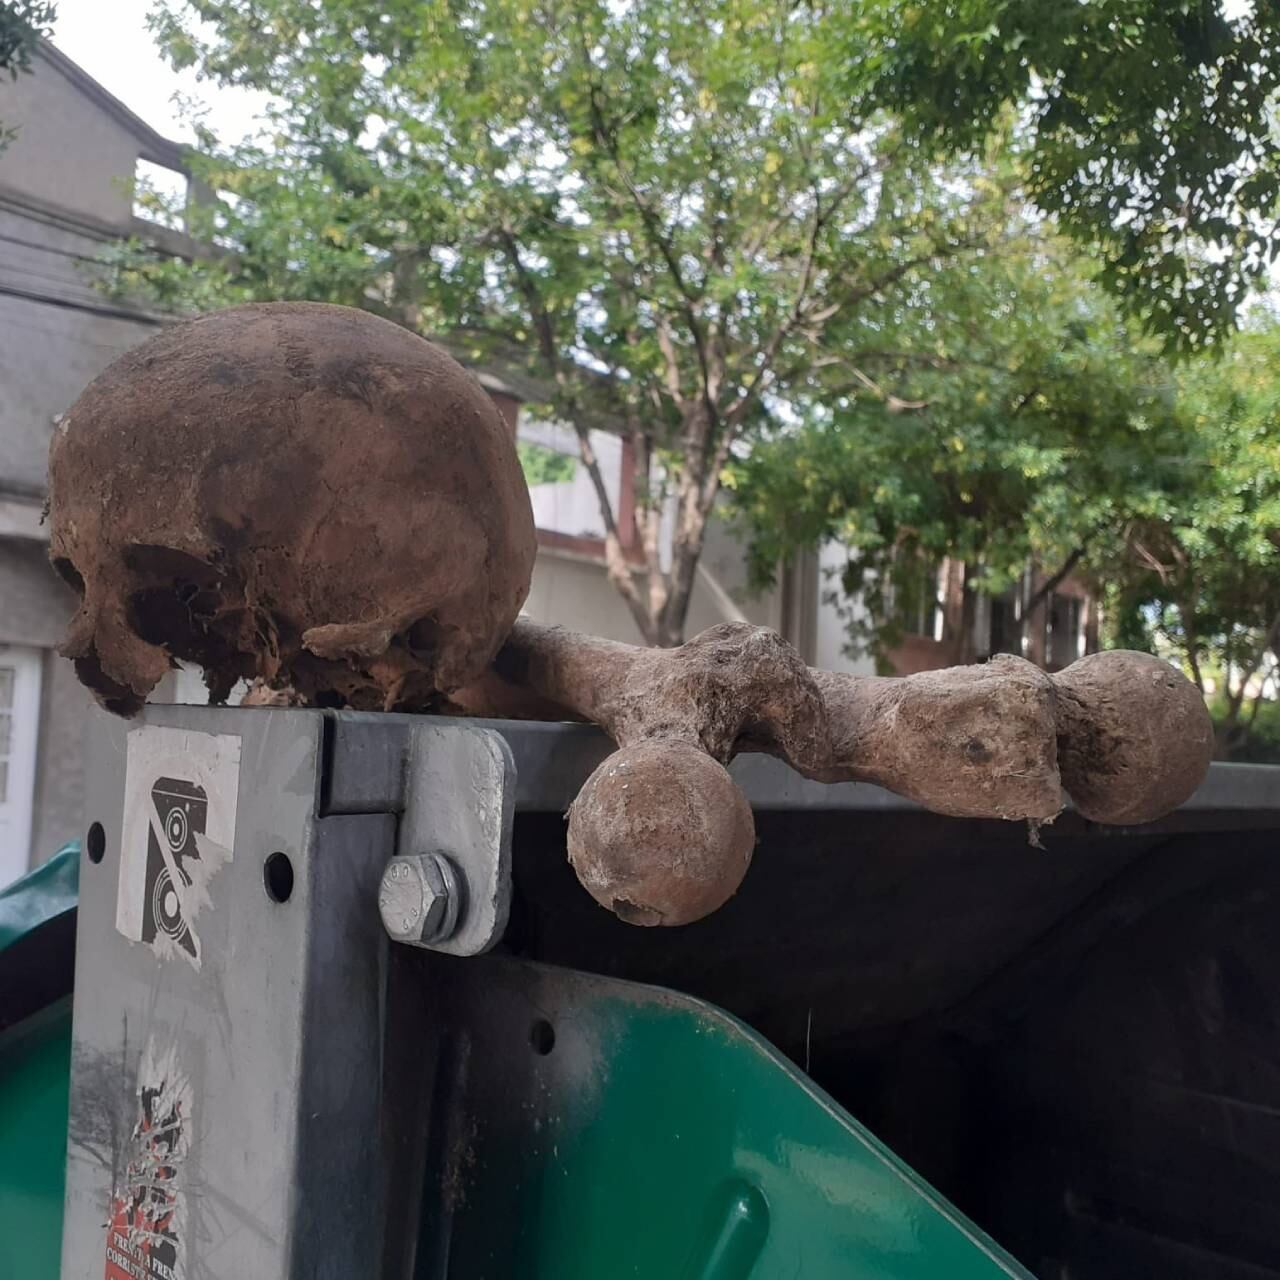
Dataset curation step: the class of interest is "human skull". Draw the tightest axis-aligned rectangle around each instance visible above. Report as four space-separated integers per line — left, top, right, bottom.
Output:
48 302 536 714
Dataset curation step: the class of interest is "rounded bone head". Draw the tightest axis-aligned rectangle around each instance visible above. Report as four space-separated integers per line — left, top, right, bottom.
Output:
48 302 535 714
1054 650 1213 824
567 739 755 926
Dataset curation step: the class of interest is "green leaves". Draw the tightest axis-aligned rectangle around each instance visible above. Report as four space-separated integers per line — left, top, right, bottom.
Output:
846 0 1280 353
0 0 55 146
517 440 576 487
727 232 1198 663
115 0 1006 455
0 1 54 78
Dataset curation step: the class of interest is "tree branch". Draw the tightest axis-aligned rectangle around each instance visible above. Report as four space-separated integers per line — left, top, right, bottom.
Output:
573 423 657 643
570 17 715 419
495 227 559 372
827 365 931 412
493 221 656 640
655 315 687 408
723 156 880 428
1024 546 1088 617
632 428 669 619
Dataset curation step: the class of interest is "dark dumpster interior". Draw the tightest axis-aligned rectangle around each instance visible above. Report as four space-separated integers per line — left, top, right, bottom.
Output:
506 792 1280 1280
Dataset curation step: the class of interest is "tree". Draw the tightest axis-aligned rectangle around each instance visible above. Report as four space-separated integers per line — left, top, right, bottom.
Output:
109 0 1009 645
727 233 1189 668
0 0 55 145
847 0 1280 353
1097 319 1280 754
728 237 1280 759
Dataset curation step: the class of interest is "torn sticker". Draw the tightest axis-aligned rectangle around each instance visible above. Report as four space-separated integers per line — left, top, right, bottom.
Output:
117 726 240 969
104 1038 191 1280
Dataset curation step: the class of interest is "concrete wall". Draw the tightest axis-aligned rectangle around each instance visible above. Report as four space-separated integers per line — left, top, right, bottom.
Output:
0 537 99 859
0 52 141 226
523 421 622 542
807 542 877 675
684 516 785 637
524 547 649 643
523 518 790 647
0 205 160 865
0 218 157 489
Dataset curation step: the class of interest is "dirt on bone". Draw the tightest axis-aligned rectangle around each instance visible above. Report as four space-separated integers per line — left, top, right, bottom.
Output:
567 739 755 927
485 618 831 769
809 657 1063 821
47 302 536 715
1053 649 1214 824
464 621 1213 830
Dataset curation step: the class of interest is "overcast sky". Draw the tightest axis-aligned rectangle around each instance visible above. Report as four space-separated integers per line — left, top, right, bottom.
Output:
50 0 269 144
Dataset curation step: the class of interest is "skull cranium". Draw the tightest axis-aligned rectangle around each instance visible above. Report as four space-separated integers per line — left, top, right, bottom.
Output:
48 302 536 714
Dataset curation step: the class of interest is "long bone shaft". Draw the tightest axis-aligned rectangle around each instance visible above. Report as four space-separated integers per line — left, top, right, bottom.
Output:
456 619 1212 926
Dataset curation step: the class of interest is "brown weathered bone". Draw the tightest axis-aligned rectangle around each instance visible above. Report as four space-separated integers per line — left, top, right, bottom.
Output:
48 302 535 714
457 619 1213 925
1052 649 1214 826
475 622 830 926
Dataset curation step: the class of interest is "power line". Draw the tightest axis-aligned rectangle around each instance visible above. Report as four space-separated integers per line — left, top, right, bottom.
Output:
0 282 165 326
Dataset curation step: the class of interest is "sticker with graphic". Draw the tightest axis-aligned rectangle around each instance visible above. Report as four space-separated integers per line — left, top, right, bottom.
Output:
104 1038 191 1280
117 726 240 970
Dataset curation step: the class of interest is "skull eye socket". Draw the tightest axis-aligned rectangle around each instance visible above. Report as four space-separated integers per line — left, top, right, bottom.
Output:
117 543 253 704
121 544 228 644
122 543 219 583
406 616 441 660
119 547 219 644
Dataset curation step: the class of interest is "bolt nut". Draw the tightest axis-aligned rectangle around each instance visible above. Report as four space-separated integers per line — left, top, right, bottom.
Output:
379 853 461 946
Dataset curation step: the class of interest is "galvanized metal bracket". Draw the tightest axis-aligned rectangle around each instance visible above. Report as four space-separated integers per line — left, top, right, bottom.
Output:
393 721 515 956
323 713 517 956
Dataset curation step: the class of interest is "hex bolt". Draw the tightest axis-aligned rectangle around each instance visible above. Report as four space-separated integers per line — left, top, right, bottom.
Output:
378 852 461 946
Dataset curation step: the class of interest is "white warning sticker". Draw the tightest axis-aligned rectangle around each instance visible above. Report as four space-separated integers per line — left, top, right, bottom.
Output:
116 726 241 970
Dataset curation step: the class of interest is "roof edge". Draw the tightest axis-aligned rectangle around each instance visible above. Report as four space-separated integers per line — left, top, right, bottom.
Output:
35 39 188 172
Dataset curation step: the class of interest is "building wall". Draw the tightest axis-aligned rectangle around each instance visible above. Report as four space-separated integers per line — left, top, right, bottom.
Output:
0 47 185 869
0 538 98 858
523 548 646 643
1024 573 1094 672
0 212 163 866
519 453 883 670
811 541 877 676
0 240 158 489
522 421 623 545
684 516 785 636
520 542 755 647
0 50 145 226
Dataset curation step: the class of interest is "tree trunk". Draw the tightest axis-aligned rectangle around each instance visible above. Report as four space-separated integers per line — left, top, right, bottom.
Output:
571 422 660 646
955 565 978 664
656 405 719 646
1214 716 1244 760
